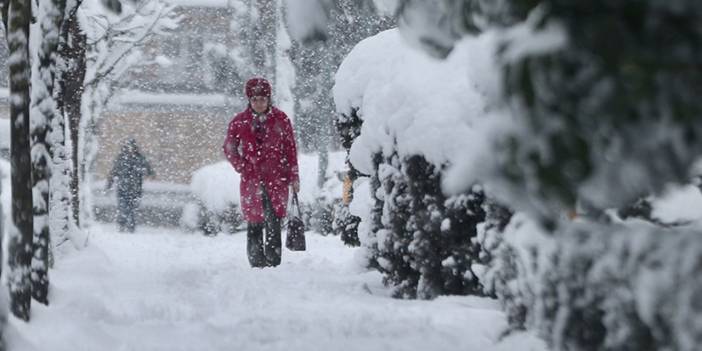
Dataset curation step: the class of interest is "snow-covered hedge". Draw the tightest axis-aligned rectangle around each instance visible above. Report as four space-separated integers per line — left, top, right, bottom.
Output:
335 13 702 350
187 161 242 235
334 29 488 179
334 28 491 299
475 184 702 350
482 213 702 351
330 1 702 349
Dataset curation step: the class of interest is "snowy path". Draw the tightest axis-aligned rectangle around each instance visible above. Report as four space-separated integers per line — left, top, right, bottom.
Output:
8 225 545 351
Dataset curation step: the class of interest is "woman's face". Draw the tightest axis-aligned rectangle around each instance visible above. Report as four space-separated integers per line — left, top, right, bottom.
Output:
250 96 269 114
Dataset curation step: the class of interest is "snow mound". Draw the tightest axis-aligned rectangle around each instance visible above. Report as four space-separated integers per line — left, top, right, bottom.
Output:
333 28 492 178
190 161 241 212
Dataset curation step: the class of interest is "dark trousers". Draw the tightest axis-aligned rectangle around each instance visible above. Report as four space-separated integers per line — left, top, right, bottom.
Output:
117 195 139 233
247 188 282 267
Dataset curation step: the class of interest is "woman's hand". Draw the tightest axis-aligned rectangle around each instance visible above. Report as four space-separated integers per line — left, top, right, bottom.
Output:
291 181 300 194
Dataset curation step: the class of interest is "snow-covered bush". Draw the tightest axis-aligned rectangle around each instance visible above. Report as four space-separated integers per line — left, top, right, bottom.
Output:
493 215 702 351
475 183 702 350
493 1 702 219
188 162 242 235
362 151 488 300
392 0 702 225
332 199 361 246
330 0 702 348
474 199 513 298
333 28 490 299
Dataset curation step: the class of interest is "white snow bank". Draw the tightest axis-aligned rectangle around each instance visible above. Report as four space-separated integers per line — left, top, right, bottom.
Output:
651 184 702 224
190 161 241 212
333 28 492 178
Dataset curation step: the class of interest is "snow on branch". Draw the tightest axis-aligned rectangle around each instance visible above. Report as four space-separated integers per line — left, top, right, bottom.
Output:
82 0 178 92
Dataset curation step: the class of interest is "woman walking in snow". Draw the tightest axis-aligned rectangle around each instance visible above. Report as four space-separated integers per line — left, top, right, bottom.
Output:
223 78 300 268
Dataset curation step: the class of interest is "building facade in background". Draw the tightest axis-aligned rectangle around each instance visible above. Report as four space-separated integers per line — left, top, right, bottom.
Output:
95 0 244 185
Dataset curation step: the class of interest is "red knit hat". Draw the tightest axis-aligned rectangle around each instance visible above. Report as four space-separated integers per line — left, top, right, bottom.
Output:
245 78 272 98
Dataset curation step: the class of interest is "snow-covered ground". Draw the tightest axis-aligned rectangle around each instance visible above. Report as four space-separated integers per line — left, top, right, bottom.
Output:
7 225 544 351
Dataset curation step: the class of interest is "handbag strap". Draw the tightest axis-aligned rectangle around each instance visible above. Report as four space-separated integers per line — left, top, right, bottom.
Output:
292 192 302 217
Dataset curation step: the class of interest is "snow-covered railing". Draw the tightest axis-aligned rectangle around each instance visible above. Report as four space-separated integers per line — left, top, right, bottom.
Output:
112 89 229 107
164 0 230 8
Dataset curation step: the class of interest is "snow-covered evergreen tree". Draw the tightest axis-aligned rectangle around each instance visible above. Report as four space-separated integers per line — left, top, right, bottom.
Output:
29 0 67 305
363 150 488 299
374 151 417 298
433 185 485 297
394 0 702 225
333 199 360 246
5 0 34 321
475 200 528 330
488 1 702 223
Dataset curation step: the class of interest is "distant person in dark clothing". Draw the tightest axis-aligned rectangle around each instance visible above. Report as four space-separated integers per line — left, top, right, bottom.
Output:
106 138 154 232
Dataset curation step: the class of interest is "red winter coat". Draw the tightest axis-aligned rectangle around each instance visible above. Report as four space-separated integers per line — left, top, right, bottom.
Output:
223 106 299 223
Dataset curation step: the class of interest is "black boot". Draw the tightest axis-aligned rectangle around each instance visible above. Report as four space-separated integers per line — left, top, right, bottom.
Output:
247 223 266 268
263 216 282 267
262 188 282 267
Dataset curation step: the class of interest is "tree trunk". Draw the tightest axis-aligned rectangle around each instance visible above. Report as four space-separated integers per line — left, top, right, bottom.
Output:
57 9 86 229
7 0 34 322
29 0 67 305
317 150 328 189
253 0 277 84
51 1 84 250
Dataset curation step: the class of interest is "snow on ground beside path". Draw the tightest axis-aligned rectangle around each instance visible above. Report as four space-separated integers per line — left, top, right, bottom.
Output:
7 225 546 351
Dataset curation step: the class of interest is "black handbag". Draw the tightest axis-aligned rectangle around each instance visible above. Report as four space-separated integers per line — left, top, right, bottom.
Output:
286 193 306 251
